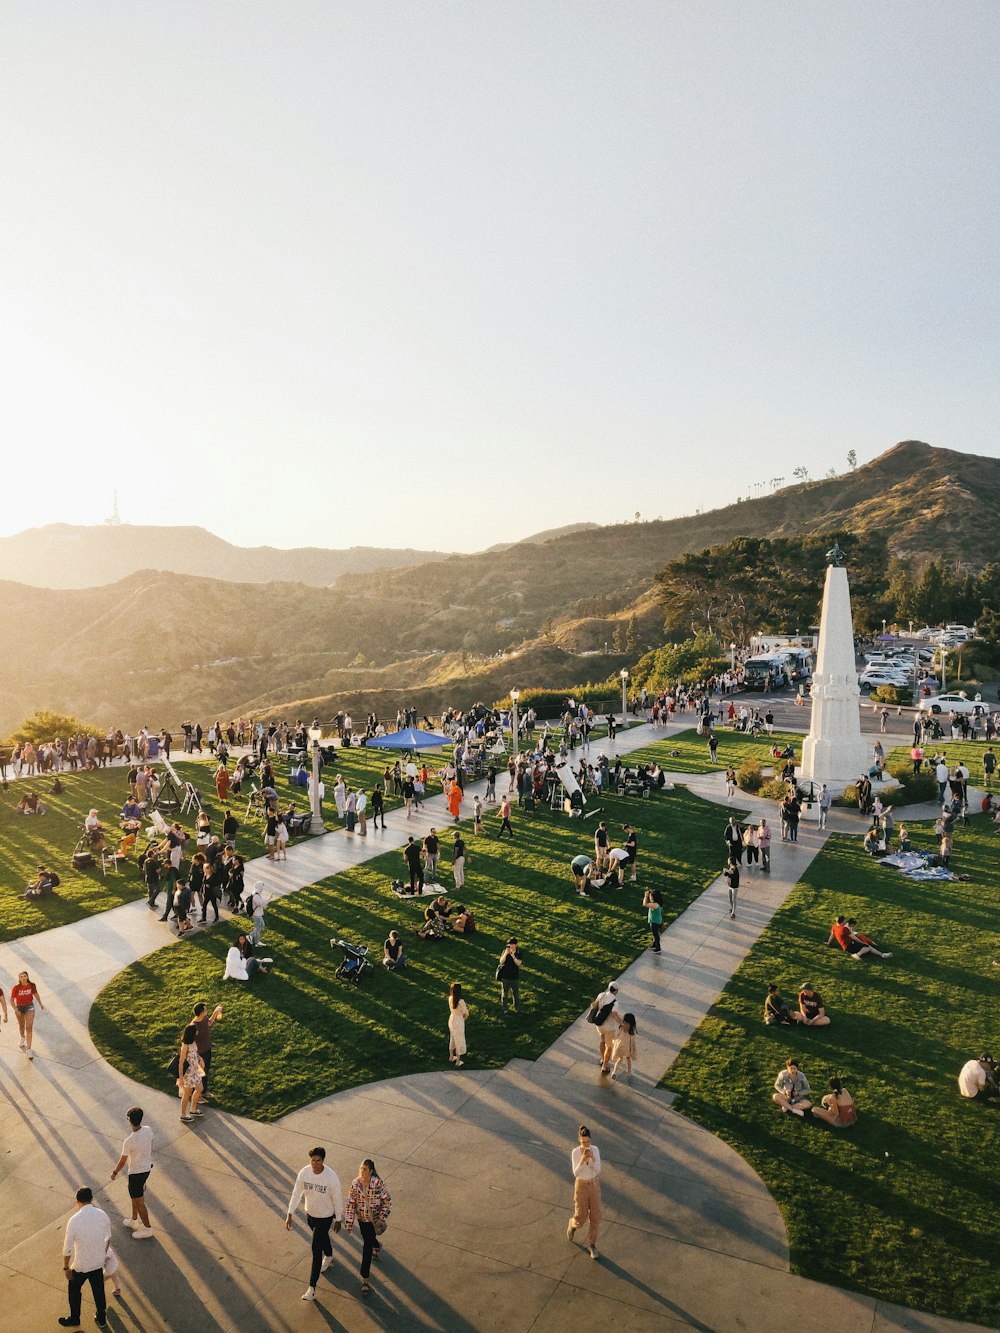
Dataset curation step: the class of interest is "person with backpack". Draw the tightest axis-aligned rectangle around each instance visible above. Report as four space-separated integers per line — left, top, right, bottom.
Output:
590 982 624 1075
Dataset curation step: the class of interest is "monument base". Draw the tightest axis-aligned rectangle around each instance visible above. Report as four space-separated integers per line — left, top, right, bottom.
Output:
801 734 870 791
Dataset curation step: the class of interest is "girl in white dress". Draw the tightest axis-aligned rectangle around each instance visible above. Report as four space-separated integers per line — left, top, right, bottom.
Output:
448 983 469 1068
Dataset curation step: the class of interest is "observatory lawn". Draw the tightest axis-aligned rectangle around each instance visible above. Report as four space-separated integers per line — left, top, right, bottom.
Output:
91 786 730 1122
625 726 804 775
0 750 405 944
662 817 1000 1327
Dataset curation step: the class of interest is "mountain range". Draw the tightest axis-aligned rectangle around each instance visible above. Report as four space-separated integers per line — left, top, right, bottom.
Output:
0 440 992 734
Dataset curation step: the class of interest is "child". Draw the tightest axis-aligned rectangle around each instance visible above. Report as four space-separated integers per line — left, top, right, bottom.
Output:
104 1244 122 1298
609 1013 638 1081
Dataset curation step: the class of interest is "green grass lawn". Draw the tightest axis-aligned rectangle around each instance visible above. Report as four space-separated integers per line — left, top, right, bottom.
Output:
662 816 1000 1327
90 786 732 1122
0 747 411 944
888 738 1000 786
624 726 804 776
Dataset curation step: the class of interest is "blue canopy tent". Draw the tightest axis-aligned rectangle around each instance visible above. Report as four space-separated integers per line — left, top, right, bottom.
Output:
362 727 452 751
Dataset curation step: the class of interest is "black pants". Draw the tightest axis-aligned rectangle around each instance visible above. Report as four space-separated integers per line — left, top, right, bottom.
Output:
649 919 661 951
307 1214 334 1286
200 1048 213 1096
358 1219 381 1278
499 817 513 838
68 1267 106 1321
407 862 424 890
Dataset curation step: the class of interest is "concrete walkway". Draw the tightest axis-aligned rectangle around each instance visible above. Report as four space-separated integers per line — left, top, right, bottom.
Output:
0 719 990 1332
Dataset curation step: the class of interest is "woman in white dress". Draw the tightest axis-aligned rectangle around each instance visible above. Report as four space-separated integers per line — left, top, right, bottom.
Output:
448 983 469 1068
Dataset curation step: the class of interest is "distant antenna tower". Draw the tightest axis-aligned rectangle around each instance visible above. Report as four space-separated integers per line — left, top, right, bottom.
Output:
105 489 122 525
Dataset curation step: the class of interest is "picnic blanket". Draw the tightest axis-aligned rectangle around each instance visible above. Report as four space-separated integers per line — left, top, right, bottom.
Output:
881 851 958 882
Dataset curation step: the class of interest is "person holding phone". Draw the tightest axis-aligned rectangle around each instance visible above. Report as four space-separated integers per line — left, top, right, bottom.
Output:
566 1126 602 1260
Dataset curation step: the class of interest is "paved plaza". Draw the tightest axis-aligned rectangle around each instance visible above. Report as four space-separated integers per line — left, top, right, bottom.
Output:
0 715 991 1331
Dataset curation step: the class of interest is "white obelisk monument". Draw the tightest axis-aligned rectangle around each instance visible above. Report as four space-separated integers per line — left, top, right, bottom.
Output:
801 545 869 790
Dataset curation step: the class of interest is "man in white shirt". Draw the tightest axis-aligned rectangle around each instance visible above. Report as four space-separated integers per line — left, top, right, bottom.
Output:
60 1186 111 1327
285 1146 344 1302
957 1054 998 1101
110 1105 155 1239
566 1125 602 1261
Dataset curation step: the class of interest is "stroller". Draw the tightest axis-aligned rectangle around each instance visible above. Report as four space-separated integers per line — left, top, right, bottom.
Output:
331 938 369 984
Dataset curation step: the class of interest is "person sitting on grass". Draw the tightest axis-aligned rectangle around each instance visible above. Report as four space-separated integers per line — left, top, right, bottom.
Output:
811 1076 857 1127
223 934 271 980
451 905 476 934
827 915 892 960
416 906 446 940
957 1053 999 1102
796 983 831 1027
382 930 407 970
763 983 796 1026
772 1057 811 1116
863 825 884 857
431 894 453 923
16 791 44 815
897 823 912 853
24 865 58 900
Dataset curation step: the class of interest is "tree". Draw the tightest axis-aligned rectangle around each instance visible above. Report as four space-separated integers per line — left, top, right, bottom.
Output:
7 710 100 745
792 466 810 483
847 449 857 470
654 531 891 642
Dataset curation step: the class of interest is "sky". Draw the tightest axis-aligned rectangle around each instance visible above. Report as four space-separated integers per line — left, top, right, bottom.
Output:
2 2 997 553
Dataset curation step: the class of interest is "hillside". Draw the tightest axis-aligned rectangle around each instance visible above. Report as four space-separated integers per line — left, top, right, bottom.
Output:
1 441 997 733
0 524 451 589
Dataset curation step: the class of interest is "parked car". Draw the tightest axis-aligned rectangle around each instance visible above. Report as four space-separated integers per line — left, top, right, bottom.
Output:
918 691 990 716
859 668 910 690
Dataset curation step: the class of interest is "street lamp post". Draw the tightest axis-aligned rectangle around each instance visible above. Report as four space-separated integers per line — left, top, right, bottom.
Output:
620 668 629 722
510 688 520 759
730 642 736 671
308 725 325 833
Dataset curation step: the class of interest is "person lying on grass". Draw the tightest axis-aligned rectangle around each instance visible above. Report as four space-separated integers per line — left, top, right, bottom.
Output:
827 915 892 960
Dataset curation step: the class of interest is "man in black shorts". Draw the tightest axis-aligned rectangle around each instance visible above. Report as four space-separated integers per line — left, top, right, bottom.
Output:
111 1106 154 1240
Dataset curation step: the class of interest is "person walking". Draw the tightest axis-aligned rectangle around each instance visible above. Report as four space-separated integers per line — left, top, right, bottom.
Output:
370 783 386 830
818 784 832 830
723 816 744 865
609 1013 638 1081
190 1001 223 1101
177 1024 205 1123
447 982 469 1067
498 795 514 839
643 889 663 952
356 789 368 836
343 1159 392 1299
723 858 740 919
566 1125 602 1261
11 970 44 1059
758 817 772 872
59 1186 111 1328
285 1146 344 1302
725 765 737 801
485 764 497 803
496 938 523 1012
593 981 623 1075
110 1107 155 1240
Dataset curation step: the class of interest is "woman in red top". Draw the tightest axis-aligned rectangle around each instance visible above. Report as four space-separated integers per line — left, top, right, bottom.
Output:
11 970 44 1059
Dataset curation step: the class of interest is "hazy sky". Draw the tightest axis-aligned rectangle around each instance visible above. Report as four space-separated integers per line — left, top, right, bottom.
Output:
2 2 997 553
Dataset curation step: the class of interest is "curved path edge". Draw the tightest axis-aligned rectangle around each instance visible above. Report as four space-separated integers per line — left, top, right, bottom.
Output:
0 722 990 1331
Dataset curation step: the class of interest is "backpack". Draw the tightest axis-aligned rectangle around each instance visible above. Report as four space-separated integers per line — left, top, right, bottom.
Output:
587 998 616 1026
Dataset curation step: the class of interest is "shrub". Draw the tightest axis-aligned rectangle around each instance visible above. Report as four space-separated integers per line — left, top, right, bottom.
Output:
760 778 788 801
737 759 763 792
872 685 910 705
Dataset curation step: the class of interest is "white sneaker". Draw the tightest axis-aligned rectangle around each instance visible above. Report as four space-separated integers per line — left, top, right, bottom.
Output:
589 1245 599 1261
122 1218 140 1229
26 1050 33 1060
18 1039 25 1050
320 1257 333 1273
131 1227 155 1240
302 1287 316 1301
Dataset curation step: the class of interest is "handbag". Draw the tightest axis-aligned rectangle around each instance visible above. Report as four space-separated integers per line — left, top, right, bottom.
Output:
165 1051 180 1078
